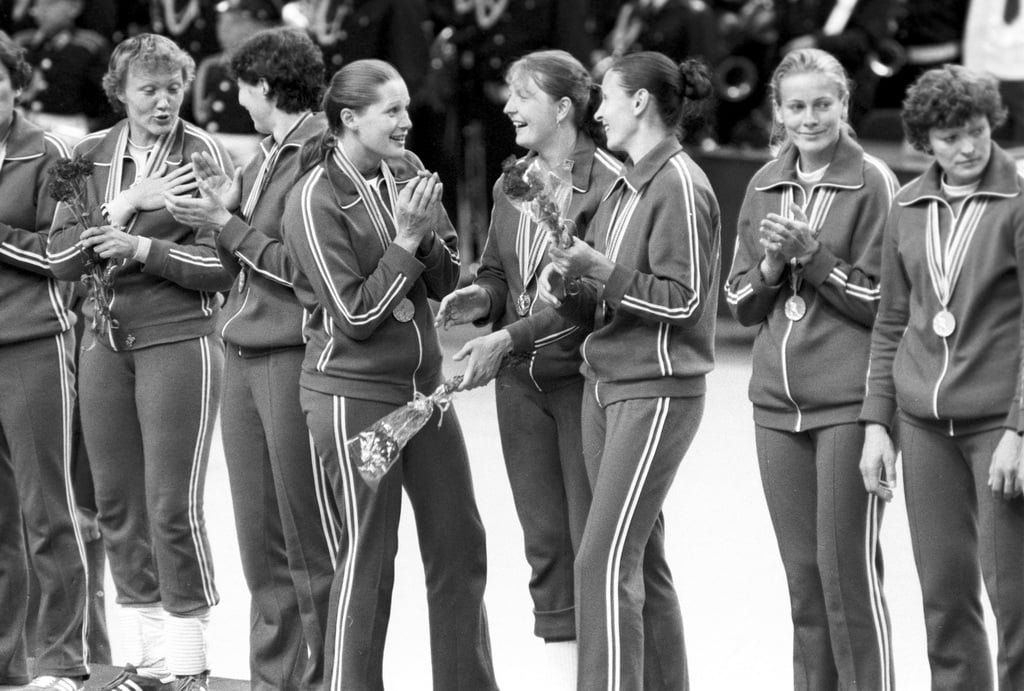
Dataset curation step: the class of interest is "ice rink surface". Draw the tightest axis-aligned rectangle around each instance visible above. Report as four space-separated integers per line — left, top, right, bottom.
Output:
100 321 997 690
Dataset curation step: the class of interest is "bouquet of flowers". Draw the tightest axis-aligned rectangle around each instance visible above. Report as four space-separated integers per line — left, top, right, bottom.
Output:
501 156 581 296
47 155 118 337
351 376 463 490
501 155 575 249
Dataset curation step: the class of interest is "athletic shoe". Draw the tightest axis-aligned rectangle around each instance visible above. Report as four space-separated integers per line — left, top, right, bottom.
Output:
172 673 208 691
20 677 82 691
97 666 174 691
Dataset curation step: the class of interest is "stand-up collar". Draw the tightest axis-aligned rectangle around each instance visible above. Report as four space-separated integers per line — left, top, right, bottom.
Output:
754 129 866 192
898 143 1022 206
4 111 48 160
620 135 683 193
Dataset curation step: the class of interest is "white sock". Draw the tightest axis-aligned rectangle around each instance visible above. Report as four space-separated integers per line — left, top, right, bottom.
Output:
119 605 170 679
544 640 578 690
165 612 210 676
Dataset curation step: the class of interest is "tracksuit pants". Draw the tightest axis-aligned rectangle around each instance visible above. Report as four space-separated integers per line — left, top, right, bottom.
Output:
220 346 338 691
898 415 1024 690
0 331 88 683
494 371 591 641
81 335 222 617
755 422 894 690
301 389 498 691
577 387 704 691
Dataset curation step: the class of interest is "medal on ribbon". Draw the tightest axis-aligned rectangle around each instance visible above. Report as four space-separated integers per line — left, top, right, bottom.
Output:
924 198 987 338
784 294 806 321
392 297 415 323
515 292 531 317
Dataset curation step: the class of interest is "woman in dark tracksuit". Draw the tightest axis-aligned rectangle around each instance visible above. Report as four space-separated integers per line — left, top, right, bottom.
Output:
860 64 1024 690
435 49 621 688
282 59 498 691
725 48 897 690
0 33 88 691
540 52 720 691
47 34 234 691
164 28 338 691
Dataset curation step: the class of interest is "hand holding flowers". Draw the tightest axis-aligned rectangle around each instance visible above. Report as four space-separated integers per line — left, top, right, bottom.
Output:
47 154 118 337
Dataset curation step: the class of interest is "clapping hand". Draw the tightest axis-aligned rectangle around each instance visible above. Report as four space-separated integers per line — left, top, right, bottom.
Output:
760 204 820 264
394 171 443 254
191 150 242 212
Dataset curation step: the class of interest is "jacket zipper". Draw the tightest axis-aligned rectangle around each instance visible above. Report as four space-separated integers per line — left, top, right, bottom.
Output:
780 318 803 432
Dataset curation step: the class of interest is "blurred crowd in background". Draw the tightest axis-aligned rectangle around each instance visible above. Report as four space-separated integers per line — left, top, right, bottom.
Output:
1 0 1021 267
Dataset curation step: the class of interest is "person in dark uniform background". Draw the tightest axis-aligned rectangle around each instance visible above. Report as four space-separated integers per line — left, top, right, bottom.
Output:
192 0 277 166
773 0 897 129
872 0 969 112
14 0 110 144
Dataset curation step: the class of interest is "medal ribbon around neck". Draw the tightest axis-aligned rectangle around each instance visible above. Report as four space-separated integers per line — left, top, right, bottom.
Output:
516 207 551 292
0 121 13 176
241 113 311 223
107 124 177 235
331 142 400 251
924 198 987 313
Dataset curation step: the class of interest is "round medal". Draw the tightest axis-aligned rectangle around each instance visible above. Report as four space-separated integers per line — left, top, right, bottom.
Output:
515 292 531 317
784 295 806 321
392 298 415 323
932 309 956 337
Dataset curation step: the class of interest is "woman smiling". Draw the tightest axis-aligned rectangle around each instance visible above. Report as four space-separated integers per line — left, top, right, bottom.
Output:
726 48 898 690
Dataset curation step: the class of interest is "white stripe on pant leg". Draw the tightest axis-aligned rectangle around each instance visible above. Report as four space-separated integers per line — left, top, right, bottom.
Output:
186 335 217 605
330 396 359 691
864 494 892 691
56 332 91 668
309 432 342 568
603 398 670 691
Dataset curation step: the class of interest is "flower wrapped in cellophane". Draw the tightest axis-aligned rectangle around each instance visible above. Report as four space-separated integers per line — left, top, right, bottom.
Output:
351 376 463 490
501 155 575 249
501 156 580 295
47 155 117 338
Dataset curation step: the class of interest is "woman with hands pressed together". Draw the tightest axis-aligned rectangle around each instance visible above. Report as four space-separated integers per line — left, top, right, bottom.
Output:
46 33 234 691
282 59 498 691
434 49 620 688
859 64 1024 690
538 52 720 691
725 48 898 690
164 28 337 691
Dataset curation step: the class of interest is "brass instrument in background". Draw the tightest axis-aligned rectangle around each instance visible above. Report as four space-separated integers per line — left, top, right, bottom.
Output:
715 55 760 102
714 0 776 103
867 38 908 78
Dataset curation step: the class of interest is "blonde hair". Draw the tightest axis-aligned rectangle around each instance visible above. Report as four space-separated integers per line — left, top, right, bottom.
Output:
768 48 852 153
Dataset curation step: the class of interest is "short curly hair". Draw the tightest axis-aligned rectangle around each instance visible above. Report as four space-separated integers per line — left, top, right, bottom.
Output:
0 31 33 92
229 28 324 114
102 33 196 115
902 64 1007 154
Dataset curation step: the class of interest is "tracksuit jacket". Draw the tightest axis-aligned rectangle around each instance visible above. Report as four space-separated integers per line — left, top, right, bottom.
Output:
283 148 461 406
217 112 325 351
861 143 1024 435
0 111 75 344
46 118 235 350
558 135 721 405
726 131 899 431
473 135 622 392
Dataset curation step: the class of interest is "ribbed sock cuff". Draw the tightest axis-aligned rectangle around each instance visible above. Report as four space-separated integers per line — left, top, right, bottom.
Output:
165 612 210 676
